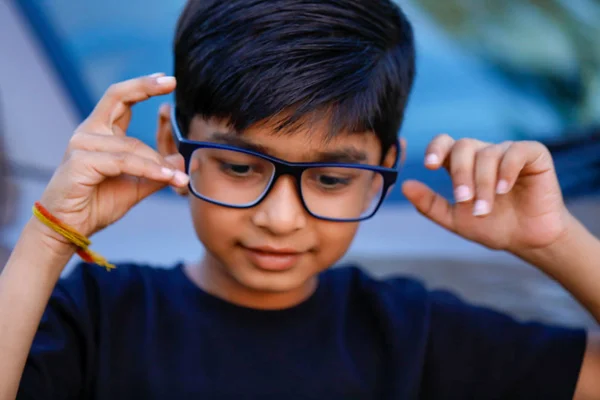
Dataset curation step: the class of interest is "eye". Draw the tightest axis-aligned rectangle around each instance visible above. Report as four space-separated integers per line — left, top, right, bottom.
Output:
219 162 253 177
316 174 352 189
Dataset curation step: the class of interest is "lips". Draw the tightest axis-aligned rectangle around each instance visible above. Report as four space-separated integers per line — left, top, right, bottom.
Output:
241 245 304 272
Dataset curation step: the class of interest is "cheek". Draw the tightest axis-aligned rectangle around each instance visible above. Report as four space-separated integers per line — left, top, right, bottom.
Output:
314 221 359 266
362 175 385 212
189 198 245 250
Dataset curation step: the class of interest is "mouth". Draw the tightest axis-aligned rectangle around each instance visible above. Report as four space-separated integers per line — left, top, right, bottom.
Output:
241 245 305 272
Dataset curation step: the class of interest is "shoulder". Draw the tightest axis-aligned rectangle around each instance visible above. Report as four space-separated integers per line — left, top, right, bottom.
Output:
322 264 511 323
56 261 183 310
60 260 180 288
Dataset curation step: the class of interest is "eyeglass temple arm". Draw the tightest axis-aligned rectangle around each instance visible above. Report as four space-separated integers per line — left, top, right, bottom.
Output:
170 105 184 147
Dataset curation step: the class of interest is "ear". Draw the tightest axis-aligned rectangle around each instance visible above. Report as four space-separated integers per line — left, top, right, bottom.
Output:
382 137 406 168
156 103 178 157
399 137 407 166
362 139 407 213
156 103 189 196
382 138 406 200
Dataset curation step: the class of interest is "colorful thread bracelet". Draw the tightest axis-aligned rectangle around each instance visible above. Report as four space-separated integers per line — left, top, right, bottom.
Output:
32 202 115 271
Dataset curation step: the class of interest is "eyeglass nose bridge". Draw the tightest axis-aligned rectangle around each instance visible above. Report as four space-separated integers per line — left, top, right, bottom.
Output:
254 159 310 208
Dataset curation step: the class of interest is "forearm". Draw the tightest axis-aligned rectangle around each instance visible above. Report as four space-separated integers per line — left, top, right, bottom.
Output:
515 213 600 324
0 219 74 400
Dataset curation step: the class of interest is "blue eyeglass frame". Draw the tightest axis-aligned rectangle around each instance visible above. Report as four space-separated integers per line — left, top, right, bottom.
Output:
170 106 401 222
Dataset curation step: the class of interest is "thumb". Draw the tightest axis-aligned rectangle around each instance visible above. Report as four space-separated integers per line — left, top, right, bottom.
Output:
402 180 454 232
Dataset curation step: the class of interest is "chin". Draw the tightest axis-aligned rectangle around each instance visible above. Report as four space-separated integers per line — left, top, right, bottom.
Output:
230 265 315 293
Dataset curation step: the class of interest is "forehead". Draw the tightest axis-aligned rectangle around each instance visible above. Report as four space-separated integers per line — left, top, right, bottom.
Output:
187 115 383 164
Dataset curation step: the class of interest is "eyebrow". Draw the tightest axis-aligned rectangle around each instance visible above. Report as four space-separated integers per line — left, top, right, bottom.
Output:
208 132 368 164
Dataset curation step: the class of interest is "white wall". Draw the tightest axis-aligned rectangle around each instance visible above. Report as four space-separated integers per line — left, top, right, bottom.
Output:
0 1 513 269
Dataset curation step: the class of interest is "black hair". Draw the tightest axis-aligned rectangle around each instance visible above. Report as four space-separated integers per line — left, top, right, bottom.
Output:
174 0 416 155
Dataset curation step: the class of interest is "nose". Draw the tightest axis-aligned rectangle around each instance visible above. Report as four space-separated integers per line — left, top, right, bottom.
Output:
251 176 307 235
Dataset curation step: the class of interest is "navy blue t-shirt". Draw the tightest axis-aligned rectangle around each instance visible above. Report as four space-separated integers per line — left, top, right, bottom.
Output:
19 262 586 399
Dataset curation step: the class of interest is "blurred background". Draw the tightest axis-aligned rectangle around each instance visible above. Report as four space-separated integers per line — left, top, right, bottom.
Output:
0 0 599 327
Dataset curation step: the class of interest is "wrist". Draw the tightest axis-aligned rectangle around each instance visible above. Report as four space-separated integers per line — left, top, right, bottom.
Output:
513 212 593 275
24 217 77 259
513 212 600 320
511 210 578 261
2 218 76 284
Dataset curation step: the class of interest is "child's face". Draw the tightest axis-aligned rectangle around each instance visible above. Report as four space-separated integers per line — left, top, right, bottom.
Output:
157 105 397 298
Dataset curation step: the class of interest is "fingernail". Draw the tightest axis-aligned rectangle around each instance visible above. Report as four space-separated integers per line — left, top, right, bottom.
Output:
496 180 509 194
454 185 472 203
161 167 175 178
149 72 165 78
425 154 439 166
156 76 176 85
473 200 490 216
174 171 189 186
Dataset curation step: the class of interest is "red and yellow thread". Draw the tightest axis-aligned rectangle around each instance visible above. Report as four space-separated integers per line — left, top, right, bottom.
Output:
32 202 115 271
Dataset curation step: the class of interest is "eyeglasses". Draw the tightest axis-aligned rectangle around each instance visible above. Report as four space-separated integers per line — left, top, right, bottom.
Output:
170 107 401 222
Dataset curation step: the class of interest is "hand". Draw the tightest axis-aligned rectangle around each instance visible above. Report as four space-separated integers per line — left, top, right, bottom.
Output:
37 74 189 245
402 134 572 253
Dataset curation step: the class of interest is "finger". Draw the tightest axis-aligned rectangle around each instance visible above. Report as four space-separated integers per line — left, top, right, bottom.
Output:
163 153 185 173
68 132 169 167
424 133 454 169
162 152 190 195
473 144 506 216
497 141 552 194
447 138 486 203
82 74 176 135
67 150 189 188
134 153 188 199
402 180 454 232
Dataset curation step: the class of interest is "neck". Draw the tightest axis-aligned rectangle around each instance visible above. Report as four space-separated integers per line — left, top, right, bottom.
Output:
184 254 318 310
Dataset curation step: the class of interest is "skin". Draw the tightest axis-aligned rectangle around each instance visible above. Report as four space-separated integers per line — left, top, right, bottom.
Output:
156 104 397 309
0 75 599 398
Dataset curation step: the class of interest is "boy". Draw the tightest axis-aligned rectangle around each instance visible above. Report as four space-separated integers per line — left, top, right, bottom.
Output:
2 0 600 398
